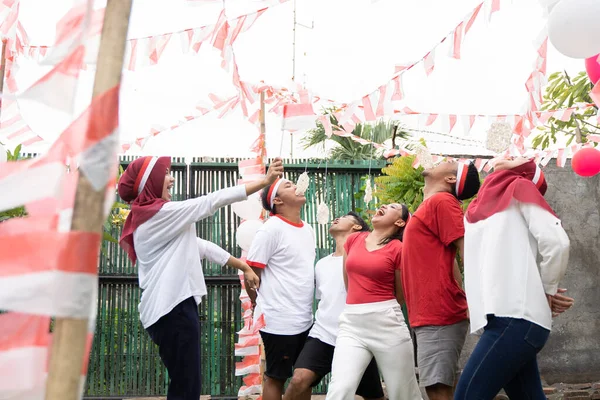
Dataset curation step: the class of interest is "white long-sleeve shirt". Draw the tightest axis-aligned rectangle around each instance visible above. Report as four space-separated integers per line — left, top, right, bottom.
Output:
133 185 247 328
464 200 570 332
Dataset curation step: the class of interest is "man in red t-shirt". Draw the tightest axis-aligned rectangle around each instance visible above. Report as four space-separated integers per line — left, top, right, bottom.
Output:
401 160 480 400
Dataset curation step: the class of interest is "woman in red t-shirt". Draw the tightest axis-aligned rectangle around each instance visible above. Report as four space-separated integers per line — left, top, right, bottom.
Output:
326 203 422 400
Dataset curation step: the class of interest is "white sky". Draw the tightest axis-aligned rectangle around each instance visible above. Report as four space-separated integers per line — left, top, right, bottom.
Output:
11 0 585 158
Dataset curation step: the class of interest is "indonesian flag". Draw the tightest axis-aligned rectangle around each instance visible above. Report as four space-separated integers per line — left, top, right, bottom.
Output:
282 103 317 132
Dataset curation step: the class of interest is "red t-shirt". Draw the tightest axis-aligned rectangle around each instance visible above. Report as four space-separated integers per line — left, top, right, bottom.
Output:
401 192 468 327
344 231 402 304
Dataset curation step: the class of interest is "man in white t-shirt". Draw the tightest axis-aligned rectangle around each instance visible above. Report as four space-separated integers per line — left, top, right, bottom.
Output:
283 212 384 400
246 178 316 400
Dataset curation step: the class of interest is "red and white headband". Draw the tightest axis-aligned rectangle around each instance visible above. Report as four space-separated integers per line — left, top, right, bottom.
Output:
267 178 288 210
133 156 159 195
455 161 470 199
532 164 545 190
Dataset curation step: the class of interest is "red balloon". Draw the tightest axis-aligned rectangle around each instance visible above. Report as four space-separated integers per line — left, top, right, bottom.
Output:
572 147 600 177
585 54 600 84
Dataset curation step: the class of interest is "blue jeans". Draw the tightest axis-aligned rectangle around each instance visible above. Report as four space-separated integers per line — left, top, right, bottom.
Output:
455 316 550 400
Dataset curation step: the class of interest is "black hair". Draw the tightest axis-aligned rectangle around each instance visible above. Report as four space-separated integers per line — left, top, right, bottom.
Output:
456 163 481 201
261 183 276 214
378 203 410 245
346 211 370 232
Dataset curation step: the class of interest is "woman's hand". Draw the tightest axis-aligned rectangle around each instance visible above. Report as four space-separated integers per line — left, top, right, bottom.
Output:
550 288 574 317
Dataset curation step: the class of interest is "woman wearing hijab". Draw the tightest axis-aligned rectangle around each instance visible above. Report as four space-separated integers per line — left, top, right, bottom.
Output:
117 156 283 400
326 203 422 400
455 157 574 400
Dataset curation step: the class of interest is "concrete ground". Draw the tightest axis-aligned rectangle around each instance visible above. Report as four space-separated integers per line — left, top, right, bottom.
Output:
125 381 600 400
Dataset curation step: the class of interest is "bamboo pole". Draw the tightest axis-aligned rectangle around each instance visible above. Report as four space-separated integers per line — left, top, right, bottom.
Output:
258 90 267 394
45 1 133 399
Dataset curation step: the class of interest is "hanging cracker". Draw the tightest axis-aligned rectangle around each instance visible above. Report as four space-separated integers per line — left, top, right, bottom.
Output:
414 143 435 169
486 122 513 153
295 171 310 195
316 201 330 224
364 178 373 204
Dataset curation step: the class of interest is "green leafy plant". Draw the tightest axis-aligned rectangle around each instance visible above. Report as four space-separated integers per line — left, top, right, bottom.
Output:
302 108 410 160
532 71 599 149
375 155 425 213
0 144 28 223
103 165 129 245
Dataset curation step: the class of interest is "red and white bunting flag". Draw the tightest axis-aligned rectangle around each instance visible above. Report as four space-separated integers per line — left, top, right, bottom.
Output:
394 64 413 74
126 38 138 70
362 94 377 121
149 33 172 65
0 313 49 399
282 103 316 132
553 108 574 122
0 99 42 146
391 75 404 101
474 158 487 172
464 3 483 36
319 115 333 138
425 113 438 126
423 49 435 76
20 45 84 113
450 22 464 59
459 115 472 135
556 148 567 168
487 0 501 22
448 114 457 132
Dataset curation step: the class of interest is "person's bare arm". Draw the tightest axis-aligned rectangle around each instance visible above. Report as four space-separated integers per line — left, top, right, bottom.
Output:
247 268 262 307
343 249 348 291
394 270 405 305
453 237 465 287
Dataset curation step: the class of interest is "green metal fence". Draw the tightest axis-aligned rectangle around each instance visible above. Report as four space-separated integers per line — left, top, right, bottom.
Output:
88 157 387 399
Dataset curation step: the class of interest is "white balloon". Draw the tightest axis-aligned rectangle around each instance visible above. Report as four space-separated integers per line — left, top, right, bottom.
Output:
548 0 600 59
232 193 263 221
236 220 264 251
540 0 561 13
0 143 6 163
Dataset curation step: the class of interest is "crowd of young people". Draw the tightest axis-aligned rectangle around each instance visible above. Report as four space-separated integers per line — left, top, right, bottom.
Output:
118 154 574 400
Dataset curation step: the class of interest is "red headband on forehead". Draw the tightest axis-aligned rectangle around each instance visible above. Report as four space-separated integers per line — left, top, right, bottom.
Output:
465 160 555 223
455 162 469 199
118 156 171 263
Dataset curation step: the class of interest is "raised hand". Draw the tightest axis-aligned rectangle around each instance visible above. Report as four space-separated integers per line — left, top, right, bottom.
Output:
265 157 284 185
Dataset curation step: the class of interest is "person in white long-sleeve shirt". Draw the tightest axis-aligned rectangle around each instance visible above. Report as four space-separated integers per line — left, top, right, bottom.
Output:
455 157 574 400
117 155 283 400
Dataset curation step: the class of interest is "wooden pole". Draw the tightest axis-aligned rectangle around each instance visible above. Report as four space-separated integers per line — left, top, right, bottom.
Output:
45 1 132 400
258 91 267 395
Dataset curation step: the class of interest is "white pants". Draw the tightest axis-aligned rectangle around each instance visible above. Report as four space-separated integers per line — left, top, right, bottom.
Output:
326 300 422 400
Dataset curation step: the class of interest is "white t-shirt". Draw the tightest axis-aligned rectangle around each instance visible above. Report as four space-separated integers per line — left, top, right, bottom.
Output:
134 185 247 328
464 200 570 333
309 254 347 346
246 215 316 335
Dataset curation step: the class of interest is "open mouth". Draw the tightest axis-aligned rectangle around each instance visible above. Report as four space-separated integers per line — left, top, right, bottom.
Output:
376 208 385 216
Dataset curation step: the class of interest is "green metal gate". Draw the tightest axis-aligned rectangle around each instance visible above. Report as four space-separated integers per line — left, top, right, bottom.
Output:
87 157 387 399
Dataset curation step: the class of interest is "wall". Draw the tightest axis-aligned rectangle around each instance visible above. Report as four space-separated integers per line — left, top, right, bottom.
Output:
459 160 600 384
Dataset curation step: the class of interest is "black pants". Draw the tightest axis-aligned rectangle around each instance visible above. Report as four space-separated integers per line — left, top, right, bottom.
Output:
146 297 201 400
